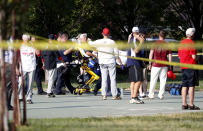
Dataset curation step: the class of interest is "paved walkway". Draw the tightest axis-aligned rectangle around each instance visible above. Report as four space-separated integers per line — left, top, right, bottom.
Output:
10 90 203 119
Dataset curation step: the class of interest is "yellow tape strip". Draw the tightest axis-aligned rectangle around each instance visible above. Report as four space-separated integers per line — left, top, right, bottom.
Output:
0 40 203 51
98 50 203 70
1 39 203 70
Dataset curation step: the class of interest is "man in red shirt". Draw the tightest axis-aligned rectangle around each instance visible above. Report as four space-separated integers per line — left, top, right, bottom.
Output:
148 30 172 99
178 28 200 110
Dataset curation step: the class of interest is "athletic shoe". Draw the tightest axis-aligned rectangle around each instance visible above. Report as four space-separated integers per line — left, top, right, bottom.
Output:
158 95 164 100
129 98 144 104
47 93 55 98
135 97 144 104
129 99 136 104
26 100 33 104
147 95 154 99
139 95 147 100
38 91 47 95
102 95 107 100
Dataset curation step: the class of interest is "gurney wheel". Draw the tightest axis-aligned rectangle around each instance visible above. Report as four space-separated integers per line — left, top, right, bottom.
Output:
78 89 83 95
73 89 78 95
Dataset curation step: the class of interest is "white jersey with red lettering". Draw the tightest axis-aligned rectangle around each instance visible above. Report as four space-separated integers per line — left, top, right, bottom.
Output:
20 44 36 72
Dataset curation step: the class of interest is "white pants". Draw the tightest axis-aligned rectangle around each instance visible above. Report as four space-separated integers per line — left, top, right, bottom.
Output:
18 70 35 100
47 68 57 93
148 66 168 98
100 63 117 97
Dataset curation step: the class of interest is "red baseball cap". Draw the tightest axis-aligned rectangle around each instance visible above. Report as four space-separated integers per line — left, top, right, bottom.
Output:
102 28 110 35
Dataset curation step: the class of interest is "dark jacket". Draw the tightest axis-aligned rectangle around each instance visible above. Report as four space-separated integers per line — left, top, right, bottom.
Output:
41 51 60 70
36 55 43 68
56 50 72 63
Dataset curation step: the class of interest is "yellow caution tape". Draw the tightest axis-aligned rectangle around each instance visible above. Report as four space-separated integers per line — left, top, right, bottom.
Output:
0 40 203 51
98 50 203 70
0 38 203 70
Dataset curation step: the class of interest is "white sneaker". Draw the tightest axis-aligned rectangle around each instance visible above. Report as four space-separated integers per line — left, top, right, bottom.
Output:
148 95 154 99
129 99 136 104
102 95 107 100
139 95 147 100
158 96 164 100
129 98 144 104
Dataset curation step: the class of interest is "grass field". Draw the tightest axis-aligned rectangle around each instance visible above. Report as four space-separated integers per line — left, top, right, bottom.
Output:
17 112 203 131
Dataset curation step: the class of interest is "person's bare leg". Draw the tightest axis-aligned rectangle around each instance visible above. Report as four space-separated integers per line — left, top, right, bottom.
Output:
130 82 135 98
181 87 187 106
139 85 143 96
142 79 148 94
188 87 194 106
134 81 142 97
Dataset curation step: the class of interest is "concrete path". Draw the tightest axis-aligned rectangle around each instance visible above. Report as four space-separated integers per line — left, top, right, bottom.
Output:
9 90 203 119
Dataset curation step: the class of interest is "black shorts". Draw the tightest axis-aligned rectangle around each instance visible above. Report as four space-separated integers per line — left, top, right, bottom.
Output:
182 69 198 87
129 65 143 82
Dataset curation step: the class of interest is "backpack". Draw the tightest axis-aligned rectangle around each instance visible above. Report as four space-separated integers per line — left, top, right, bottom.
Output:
169 83 182 95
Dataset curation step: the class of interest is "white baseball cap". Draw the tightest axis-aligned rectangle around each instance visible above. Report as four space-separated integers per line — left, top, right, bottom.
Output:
22 34 30 41
186 28 195 37
132 27 139 33
79 33 87 39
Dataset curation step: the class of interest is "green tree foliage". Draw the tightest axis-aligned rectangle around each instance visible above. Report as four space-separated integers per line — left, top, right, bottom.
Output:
164 0 203 40
64 0 103 39
24 0 202 40
24 0 75 37
95 0 170 39
0 0 29 39
25 0 170 39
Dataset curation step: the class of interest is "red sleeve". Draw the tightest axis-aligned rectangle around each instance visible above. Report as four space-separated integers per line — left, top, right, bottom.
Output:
58 56 63 61
41 58 44 63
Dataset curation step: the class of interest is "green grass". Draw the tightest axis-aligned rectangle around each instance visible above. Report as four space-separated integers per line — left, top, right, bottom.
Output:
17 112 203 131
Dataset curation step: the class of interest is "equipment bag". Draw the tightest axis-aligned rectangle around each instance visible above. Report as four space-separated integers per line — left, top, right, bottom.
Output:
169 83 182 96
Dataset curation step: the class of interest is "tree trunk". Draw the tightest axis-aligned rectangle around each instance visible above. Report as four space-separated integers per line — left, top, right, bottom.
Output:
19 57 27 125
0 9 3 131
0 6 9 131
11 2 21 130
0 50 9 131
